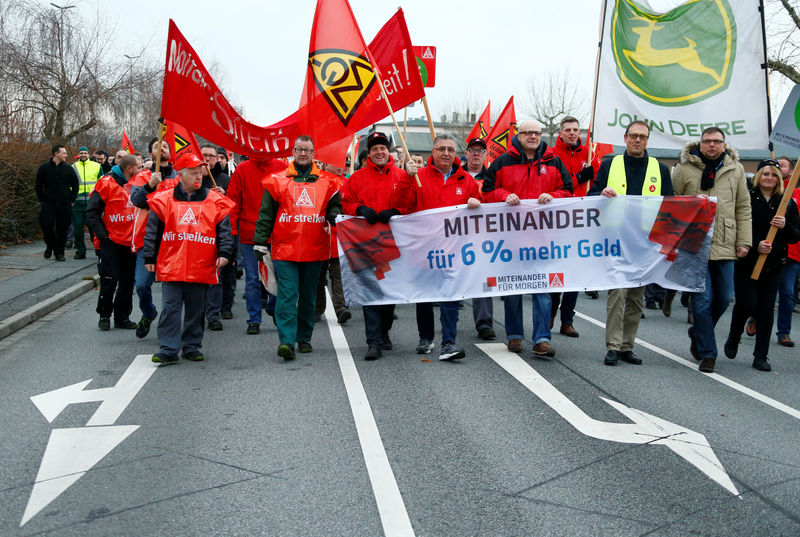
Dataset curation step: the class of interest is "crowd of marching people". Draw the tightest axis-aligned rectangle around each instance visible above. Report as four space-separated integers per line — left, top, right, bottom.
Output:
34 118 800 372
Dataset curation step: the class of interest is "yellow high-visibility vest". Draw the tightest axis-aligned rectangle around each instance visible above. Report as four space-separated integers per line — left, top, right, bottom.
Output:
73 160 102 200
607 155 662 196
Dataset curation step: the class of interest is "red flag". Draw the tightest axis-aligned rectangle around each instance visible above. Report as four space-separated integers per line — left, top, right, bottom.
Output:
485 97 516 165
465 102 491 145
163 119 203 164
412 46 436 87
121 131 135 153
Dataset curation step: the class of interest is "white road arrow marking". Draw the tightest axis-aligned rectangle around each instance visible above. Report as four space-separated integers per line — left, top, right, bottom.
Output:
20 425 138 526
22 355 158 527
30 354 157 426
477 343 739 496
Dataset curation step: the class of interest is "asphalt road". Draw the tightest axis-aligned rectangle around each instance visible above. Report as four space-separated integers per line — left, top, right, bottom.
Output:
1 286 799 536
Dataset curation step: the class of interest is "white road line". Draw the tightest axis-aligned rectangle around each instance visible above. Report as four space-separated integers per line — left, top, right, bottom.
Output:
323 292 416 537
574 311 800 421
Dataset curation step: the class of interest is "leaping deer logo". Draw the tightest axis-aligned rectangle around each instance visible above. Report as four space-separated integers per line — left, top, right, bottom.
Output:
622 15 723 83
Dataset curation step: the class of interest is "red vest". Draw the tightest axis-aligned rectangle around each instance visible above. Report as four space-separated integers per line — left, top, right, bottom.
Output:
266 166 338 262
93 175 136 246
148 189 235 284
129 170 179 252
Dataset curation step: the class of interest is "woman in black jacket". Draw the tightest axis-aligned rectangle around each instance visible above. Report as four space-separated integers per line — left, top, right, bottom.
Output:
724 160 800 371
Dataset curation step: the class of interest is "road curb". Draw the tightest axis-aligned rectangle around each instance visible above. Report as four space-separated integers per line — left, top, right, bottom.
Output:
0 275 98 340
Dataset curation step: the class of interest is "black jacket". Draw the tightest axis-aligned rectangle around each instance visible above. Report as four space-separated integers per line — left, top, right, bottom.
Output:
35 159 78 204
737 190 800 273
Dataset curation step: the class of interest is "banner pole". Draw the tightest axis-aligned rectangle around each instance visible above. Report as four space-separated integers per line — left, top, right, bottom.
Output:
587 0 609 164
422 96 436 142
751 159 800 279
758 0 775 158
402 106 408 166
154 119 167 172
349 134 357 176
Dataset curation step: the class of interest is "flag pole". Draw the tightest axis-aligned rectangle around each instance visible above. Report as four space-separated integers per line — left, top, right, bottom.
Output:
153 120 167 172
586 0 609 164
402 106 408 165
349 134 357 176
422 96 436 142
751 159 800 279
758 0 775 158
365 49 421 187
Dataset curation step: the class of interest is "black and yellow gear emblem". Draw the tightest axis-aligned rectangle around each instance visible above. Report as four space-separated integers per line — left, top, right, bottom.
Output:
491 123 517 150
309 49 377 126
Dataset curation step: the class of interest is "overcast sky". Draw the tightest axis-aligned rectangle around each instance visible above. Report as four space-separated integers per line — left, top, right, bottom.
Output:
95 0 792 133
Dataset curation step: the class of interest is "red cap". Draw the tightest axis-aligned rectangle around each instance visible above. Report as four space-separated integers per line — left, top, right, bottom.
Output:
175 153 207 170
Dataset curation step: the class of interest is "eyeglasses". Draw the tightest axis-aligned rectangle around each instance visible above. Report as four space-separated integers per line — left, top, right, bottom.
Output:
700 139 725 145
466 148 486 154
518 130 542 137
625 133 649 140
293 147 314 154
433 146 457 154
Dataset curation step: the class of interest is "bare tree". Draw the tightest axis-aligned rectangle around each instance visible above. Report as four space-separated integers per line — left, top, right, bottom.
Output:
524 70 588 145
767 0 800 84
0 1 160 144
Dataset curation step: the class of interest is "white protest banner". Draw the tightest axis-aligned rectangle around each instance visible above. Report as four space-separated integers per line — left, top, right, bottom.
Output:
770 85 800 151
337 197 716 306
593 0 769 150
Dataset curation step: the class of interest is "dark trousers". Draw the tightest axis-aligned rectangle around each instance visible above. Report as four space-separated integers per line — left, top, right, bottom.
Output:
550 291 578 325
39 202 71 256
316 258 347 316
472 297 493 330
71 200 93 254
96 240 136 322
158 281 208 358
416 301 459 344
729 265 783 359
205 262 236 321
363 304 395 346
274 260 323 345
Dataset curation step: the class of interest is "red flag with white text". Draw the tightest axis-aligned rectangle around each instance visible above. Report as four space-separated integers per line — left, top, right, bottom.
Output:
485 97 516 165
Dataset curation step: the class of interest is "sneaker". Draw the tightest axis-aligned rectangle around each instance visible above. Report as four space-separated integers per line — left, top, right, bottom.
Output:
298 341 313 353
55 254 66 262
136 312 157 339
415 338 434 354
620 350 642 364
604 350 619 365
477 326 496 340
277 343 296 360
507 338 523 353
152 353 179 364
364 345 382 361
114 319 137 329
688 327 699 360
532 341 555 357
246 322 260 335
752 356 771 371
221 310 233 320
208 318 223 331
724 335 739 359
74 251 86 260
559 324 579 338
98 317 110 331
439 342 465 361
182 351 205 361
698 358 716 373
44 248 52 259
745 317 756 337
336 309 351 324
777 333 795 347
381 337 393 351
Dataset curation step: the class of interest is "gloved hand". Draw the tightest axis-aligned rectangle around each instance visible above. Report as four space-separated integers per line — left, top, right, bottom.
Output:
377 208 400 223
356 205 378 225
253 244 269 261
576 166 594 184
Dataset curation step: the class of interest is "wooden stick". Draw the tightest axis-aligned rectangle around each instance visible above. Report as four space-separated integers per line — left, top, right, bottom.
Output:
422 96 436 142
402 106 408 166
153 121 167 172
751 159 800 279
349 134 357 176
586 0 609 164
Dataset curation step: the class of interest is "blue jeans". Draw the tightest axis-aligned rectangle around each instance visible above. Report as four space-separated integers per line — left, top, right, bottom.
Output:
777 259 799 336
135 250 157 319
504 293 552 344
416 302 460 344
239 243 262 325
690 260 734 359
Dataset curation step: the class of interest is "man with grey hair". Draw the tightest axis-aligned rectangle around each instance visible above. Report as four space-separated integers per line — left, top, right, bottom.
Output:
481 119 573 358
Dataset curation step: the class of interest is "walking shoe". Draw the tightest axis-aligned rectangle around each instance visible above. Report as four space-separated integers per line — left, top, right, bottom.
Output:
152 353 178 364
44 248 52 259
723 334 739 359
698 358 716 373
246 322 260 335
55 254 66 261
604 350 619 365
298 341 313 353
477 326 496 340
336 309 351 324
98 317 110 331
777 333 795 347
688 327 699 360
114 319 137 329
381 337 393 351
559 324 579 337
207 318 223 331
221 310 233 319
415 338 434 354
532 341 555 357
74 251 86 260
182 351 205 361
136 312 157 339
620 350 642 364
439 342 465 361
507 338 523 353
662 290 675 317
277 343 296 360
745 317 756 336
364 345 382 361
752 356 771 371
